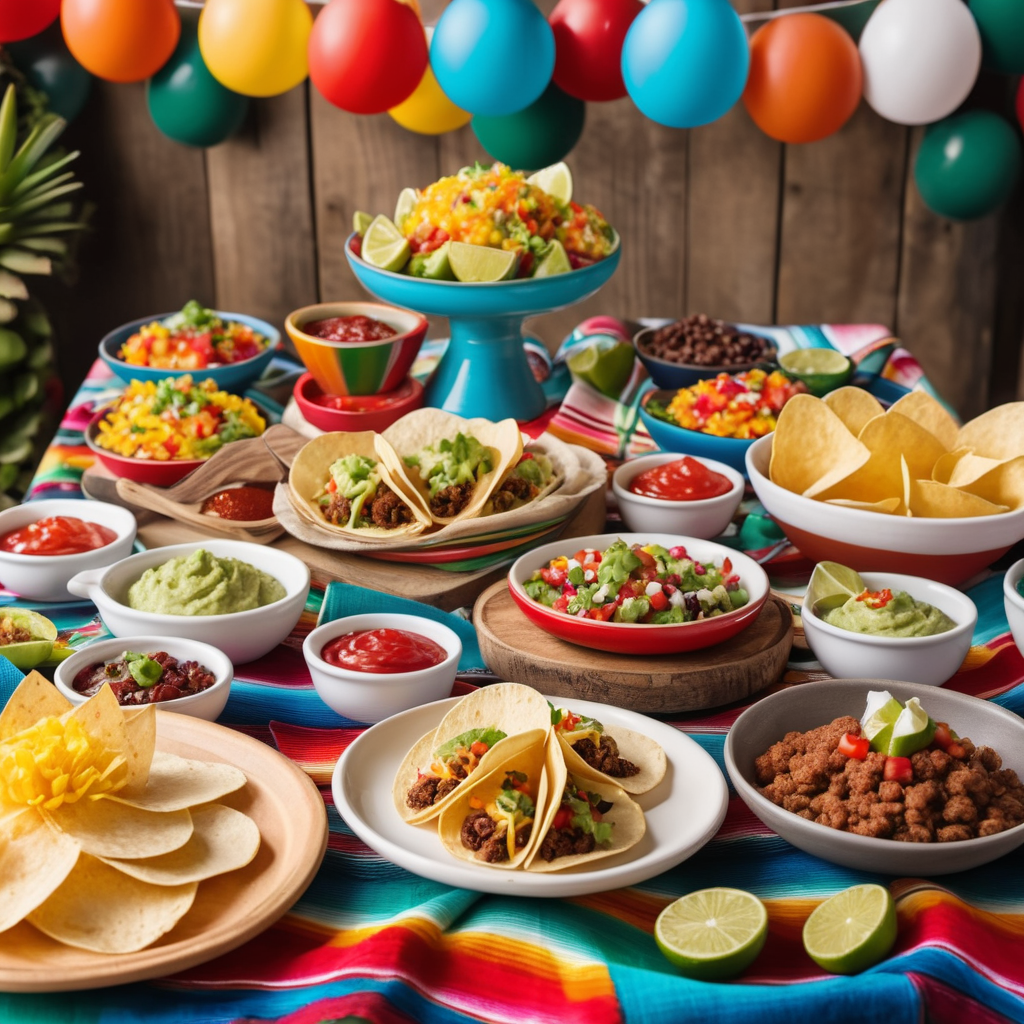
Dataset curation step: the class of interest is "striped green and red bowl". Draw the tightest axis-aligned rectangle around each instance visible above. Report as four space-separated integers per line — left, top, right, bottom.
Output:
285 301 428 396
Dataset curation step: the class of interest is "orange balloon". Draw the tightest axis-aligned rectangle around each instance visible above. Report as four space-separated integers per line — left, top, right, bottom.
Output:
62 0 180 84
743 13 862 144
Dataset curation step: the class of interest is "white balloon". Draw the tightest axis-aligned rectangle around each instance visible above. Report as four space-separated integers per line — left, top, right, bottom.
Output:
859 0 981 126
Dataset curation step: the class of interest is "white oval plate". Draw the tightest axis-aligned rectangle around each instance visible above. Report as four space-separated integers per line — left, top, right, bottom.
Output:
332 694 728 897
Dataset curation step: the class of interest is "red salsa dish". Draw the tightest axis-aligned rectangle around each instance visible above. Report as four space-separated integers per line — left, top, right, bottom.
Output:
72 651 217 706
310 377 419 412
302 315 397 343
629 457 733 502
0 515 117 556
200 485 276 522
321 628 447 674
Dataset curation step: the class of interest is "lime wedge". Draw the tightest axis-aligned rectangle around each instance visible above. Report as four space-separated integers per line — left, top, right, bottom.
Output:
448 241 518 282
806 561 865 616
861 691 903 754
362 215 411 273
527 161 573 203
802 884 897 974
352 210 373 236
394 187 419 229
887 697 936 758
567 338 636 398
779 348 853 397
655 888 768 980
533 239 572 278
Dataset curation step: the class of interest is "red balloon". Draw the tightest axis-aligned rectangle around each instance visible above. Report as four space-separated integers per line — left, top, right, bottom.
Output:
550 0 643 102
308 0 427 115
0 0 60 42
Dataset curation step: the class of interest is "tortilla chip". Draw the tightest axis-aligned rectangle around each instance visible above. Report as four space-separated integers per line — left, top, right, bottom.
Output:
769 395 870 497
945 453 1005 487
111 752 246 813
46 801 193 860
0 810 80 932
68 683 130 766
98 804 259 886
900 454 912 516
888 391 960 450
932 447 974 485
824 497 902 514
289 430 431 538
823 387 885 437
381 408 524 525
0 672 72 741
28 854 196 953
908 479 1009 518
121 705 156 799
955 456 1024 510
554 719 667 796
956 403 1024 459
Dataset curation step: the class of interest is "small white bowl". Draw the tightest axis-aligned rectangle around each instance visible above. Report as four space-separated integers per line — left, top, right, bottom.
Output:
303 612 461 724
1004 558 1024 658
612 453 744 538
66 539 310 665
54 635 233 721
801 571 977 687
0 499 137 602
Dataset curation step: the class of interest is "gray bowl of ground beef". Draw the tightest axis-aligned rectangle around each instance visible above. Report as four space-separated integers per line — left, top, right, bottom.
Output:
724 678 1024 876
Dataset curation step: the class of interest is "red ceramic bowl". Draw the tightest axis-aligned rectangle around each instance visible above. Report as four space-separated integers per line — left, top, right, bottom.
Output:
293 372 424 433
507 532 770 655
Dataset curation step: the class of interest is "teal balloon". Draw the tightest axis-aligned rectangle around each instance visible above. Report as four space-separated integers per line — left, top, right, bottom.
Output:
147 13 248 148
969 0 1024 73
6 24 92 123
914 110 1022 220
471 83 585 171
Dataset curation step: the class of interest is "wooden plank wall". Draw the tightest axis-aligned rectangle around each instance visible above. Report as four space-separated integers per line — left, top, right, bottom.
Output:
48 7 1023 422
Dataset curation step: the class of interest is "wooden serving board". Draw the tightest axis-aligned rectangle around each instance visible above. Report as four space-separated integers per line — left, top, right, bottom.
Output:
473 583 794 714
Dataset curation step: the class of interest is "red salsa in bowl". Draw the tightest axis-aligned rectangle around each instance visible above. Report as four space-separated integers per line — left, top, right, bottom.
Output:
0 515 117 556
72 650 217 706
629 456 733 502
322 628 447 674
302 315 397 343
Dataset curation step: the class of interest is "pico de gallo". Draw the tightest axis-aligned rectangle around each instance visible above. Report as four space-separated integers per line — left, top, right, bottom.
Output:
523 539 749 624
118 300 269 370
645 367 807 440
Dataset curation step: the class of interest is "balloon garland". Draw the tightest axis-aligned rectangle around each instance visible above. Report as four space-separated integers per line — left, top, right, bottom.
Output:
0 0 1018 221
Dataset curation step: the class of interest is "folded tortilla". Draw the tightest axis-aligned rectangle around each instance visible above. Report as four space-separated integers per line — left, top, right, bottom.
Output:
554 717 667 796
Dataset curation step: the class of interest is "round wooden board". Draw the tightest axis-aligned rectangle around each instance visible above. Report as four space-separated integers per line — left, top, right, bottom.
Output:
0 712 328 993
473 582 794 714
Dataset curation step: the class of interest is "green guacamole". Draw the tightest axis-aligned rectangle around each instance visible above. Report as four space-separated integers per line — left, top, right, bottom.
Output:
822 590 955 638
127 548 285 616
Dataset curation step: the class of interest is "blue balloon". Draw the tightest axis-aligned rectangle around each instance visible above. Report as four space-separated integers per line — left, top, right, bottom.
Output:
431 0 555 117
622 0 750 128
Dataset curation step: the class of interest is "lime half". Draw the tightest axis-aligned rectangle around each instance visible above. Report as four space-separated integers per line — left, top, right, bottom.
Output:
803 884 897 974
655 888 768 980
779 348 853 397
362 215 411 273
394 187 419 229
806 561 865 616
567 339 636 398
533 239 572 278
448 241 517 282
527 161 573 203
887 697 936 757
352 210 373 236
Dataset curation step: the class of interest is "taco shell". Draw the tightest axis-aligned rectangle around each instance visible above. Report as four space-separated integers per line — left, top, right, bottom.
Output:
480 448 564 516
556 720 667 795
525 738 646 873
436 728 550 870
288 430 431 537
380 408 524 525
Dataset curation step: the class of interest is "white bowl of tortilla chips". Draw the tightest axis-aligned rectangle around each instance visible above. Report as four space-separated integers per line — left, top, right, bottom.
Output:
747 390 1024 585
0 673 259 954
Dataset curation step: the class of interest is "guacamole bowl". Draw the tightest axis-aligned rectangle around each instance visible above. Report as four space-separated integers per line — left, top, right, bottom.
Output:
65 539 310 664
1004 558 1024 660
801 571 977 687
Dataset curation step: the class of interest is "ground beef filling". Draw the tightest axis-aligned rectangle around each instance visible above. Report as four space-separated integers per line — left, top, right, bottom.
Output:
571 735 641 779
489 476 537 514
539 826 597 862
0 617 32 645
754 715 1024 842
321 484 413 530
460 809 532 862
430 483 473 518
405 773 461 811
320 493 352 527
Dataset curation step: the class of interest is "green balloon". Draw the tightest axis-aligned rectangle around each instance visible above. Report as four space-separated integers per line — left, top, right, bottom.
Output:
147 12 248 149
471 83 585 172
969 0 1024 74
7 24 92 123
914 110 1022 221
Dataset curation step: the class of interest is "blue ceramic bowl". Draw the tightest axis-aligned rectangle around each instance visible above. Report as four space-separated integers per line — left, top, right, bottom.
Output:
638 388 756 475
633 325 777 389
99 311 279 392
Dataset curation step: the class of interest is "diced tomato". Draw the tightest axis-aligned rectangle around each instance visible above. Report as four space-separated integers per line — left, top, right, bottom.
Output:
591 603 616 621
551 806 573 831
855 588 894 609
468 796 484 810
541 567 567 587
883 756 914 785
162 439 179 456
583 561 601 577
470 741 489 757
552 594 570 614
837 732 870 760
327 478 337 493
648 589 669 612
635 548 657 569
932 723 965 758
722 557 732 575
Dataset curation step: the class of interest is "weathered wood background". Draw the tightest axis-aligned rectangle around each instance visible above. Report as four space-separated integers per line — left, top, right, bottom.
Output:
49 0 1024 420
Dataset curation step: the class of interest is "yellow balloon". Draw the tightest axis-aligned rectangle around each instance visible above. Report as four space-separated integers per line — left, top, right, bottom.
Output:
199 0 312 98
389 65 472 135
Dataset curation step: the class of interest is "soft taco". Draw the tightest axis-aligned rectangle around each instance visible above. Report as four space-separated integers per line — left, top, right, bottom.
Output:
481 448 561 515
289 431 431 537
550 704 667 795
525 737 646 872
436 728 550 869
380 409 523 524
393 682 552 824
